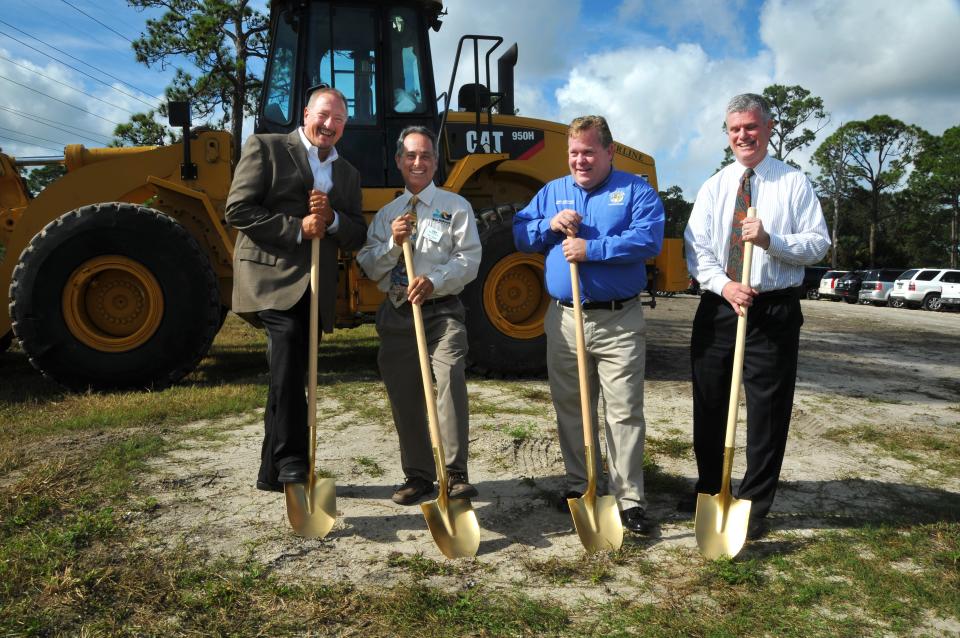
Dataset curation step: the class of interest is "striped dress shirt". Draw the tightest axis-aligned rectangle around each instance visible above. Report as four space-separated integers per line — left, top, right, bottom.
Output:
684 154 830 296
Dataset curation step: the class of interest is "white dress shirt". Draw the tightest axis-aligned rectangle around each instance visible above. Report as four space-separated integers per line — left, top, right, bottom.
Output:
297 126 340 235
356 182 482 297
684 154 830 295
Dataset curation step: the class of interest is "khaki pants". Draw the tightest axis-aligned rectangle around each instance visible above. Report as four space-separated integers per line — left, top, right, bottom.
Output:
375 298 470 481
545 298 648 509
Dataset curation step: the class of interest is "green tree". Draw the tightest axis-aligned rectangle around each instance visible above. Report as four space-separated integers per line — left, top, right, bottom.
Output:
813 126 854 268
910 126 960 267
129 0 269 164
763 84 829 163
658 185 693 238
24 164 67 197
833 116 924 267
111 111 177 147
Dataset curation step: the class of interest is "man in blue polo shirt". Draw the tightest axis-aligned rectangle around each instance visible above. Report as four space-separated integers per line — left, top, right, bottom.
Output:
513 115 665 535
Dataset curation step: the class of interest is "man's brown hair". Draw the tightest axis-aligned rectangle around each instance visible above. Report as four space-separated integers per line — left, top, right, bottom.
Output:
568 115 613 147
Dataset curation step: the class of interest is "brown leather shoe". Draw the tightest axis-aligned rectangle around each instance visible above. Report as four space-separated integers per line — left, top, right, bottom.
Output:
392 477 435 505
447 471 478 499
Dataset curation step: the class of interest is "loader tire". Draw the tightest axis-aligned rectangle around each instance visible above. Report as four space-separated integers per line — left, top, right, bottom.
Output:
9 203 221 391
462 205 547 377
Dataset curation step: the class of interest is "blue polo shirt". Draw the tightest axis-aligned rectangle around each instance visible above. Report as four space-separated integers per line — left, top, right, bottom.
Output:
513 169 665 303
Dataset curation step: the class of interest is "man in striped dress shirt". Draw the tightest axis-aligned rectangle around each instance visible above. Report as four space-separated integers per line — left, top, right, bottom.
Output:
683 93 830 541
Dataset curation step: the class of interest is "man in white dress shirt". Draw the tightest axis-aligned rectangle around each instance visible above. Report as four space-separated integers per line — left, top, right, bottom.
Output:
683 93 830 540
356 126 482 505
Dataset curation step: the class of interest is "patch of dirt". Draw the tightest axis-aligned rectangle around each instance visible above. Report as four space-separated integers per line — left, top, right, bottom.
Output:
135 297 960 608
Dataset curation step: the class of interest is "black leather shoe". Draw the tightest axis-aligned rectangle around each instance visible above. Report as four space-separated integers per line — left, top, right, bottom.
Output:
277 461 308 484
747 516 769 540
256 479 283 493
447 471 478 499
621 506 653 535
392 477 435 505
556 490 583 513
676 492 697 514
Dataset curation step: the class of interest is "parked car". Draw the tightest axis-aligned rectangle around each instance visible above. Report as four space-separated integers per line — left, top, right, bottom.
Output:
834 270 867 304
937 279 960 311
889 268 960 310
803 266 829 299
858 268 907 306
817 270 848 301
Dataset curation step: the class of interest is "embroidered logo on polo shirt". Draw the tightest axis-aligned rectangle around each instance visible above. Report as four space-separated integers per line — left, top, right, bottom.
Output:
556 199 575 206
609 190 626 205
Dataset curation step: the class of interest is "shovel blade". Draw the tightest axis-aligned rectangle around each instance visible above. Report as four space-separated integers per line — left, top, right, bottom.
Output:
694 491 751 560
421 497 480 559
569 494 623 552
285 477 337 539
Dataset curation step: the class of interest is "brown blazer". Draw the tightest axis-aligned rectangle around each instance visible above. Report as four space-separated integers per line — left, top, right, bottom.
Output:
226 130 366 332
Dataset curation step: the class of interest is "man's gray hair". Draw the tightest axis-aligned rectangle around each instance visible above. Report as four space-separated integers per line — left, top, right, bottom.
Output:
395 125 438 157
726 93 772 123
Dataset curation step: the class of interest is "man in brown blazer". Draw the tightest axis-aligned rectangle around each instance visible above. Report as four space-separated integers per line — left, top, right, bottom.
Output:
226 86 366 491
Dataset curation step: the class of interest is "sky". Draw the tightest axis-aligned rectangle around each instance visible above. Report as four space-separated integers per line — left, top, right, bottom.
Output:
1 0 959 198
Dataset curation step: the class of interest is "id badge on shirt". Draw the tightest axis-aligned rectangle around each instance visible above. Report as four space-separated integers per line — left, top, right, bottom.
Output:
423 224 443 243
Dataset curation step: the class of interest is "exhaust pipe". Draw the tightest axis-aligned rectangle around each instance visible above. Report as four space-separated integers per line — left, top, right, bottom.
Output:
497 43 518 115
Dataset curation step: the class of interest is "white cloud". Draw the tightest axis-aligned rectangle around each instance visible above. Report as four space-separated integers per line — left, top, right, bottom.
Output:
761 0 960 133
555 43 773 194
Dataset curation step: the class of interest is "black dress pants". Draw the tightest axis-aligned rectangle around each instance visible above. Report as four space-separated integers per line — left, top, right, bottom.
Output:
690 288 802 519
256 289 316 484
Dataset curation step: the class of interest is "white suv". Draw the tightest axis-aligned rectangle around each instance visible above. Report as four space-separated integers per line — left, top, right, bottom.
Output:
937 279 960 311
890 268 960 310
817 270 848 301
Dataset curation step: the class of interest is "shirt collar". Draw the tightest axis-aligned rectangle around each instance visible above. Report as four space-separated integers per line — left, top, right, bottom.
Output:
298 126 339 165
404 181 437 209
733 154 773 180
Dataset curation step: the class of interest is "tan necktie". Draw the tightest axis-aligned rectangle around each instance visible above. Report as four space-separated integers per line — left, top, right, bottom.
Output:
388 195 419 307
726 168 753 282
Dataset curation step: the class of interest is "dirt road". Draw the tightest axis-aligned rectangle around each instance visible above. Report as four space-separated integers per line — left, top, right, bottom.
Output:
138 296 960 608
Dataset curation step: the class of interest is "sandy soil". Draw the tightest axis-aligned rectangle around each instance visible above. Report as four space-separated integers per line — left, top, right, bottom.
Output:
136 297 960 608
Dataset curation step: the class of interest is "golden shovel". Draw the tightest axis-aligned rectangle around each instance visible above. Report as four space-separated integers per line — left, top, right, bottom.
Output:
402 239 480 559
285 237 336 539
695 206 757 560
566 260 624 552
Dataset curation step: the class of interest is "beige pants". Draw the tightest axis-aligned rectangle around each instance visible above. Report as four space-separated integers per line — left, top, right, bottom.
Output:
545 298 648 509
375 298 470 481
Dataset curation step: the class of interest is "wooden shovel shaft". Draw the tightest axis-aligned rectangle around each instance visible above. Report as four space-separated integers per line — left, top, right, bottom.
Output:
569 261 596 492
719 206 756 491
308 237 319 477
402 240 449 494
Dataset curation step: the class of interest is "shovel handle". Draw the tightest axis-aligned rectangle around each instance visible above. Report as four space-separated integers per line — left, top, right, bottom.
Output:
307 238 319 477
402 240 448 493
722 207 756 449
569 261 596 484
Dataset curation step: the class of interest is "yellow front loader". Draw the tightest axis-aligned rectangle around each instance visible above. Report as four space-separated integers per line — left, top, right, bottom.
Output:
0 0 687 390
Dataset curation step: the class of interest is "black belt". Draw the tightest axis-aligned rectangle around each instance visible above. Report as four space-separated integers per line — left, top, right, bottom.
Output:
757 286 802 299
558 296 636 310
422 295 457 306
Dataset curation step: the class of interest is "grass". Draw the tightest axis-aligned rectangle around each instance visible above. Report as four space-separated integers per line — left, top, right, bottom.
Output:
2 314 959 636
824 422 960 476
354 455 385 478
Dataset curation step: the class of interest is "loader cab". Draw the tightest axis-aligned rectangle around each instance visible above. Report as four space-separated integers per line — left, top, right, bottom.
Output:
257 0 442 188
